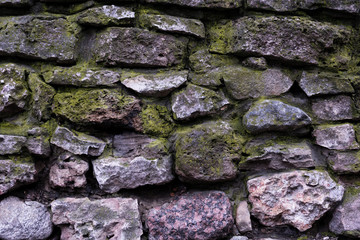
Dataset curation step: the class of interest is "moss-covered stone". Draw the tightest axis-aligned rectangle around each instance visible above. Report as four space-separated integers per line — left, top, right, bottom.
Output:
140 105 176 138
144 0 242 9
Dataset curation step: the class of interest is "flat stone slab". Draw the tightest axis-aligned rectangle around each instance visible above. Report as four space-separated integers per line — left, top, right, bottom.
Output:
144 0 242 8
147 191 234 240
0 135 27 155
312 95 354 121
51 197 142 240
325 150 360 174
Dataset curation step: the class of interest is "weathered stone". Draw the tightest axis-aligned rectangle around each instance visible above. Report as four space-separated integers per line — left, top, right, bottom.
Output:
50 153 89 188
241 57 268 70
222 66 294 100
312 95 354 121
140 105 176 138
0 134 27 155
299 71 354 97
53 88 142 131
0 197 52 240
26 127 51 157
28 73 56 121
51 197 142 240
209 16 353 67
0 0 33 7
243 100 311 134
313 124 360 150
139 13 205 38
42 65 121 87
0 16 80 64
171 84 229 121
173 121 243 183
236 201 252 233
94 27 188 67
0 156 37 195
121 70 188 97
247 170 344 232
93 133 174 193
78 5 135 26
144 0 242 8
0 63 29 118
51 126 106 157
230 237 248 240
329 190 360 237
324 150 360 174
147 191 234 240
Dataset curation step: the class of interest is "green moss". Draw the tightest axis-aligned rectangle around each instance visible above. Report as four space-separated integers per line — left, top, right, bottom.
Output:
297 236 309 240
207 20 234 54
140 105 176 138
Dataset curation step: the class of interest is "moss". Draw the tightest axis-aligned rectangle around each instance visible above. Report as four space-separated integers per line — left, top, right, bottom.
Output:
297 236 309 240
0 121 32 136
140 105 176 138
207 20 234 54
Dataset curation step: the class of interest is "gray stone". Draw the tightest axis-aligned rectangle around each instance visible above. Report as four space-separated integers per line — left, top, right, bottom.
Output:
171 84 230 121
51 197 142 240
173 121 244 183
209 16 354 68
94 27 188 67
51 126 106 157
247 170 344 232
78 5 135 26
42 65 121 87
236 201 252 233
139 13 205 38
0 0 33 7
147 191 234 240
26 127 51 157
243 100 311 134
312 95 354 121
0 156 37 195
93 133 174 193
144 0 242 8
324 150 360 174
313 124 360 150
230 237 249 240
0 134 27 155
299 71 354 97
0 197 52 240
121 70 188 97
222 66 294 100
329 190 360 238
0 16 80 64
241 57 268 70
0 63 29 118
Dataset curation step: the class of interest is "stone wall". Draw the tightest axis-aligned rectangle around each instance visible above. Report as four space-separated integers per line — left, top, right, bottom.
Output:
0 0 360 239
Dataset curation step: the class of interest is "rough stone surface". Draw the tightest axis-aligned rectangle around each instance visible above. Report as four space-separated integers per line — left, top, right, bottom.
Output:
230 237 249 240
51 197 142 240
0 134 27 155
243 100 312 134
147 191 234 240
26 127 51 157
139 13 205 38
330 191 360 238
236 201 252 233
78 5 135 26
0 0 32 7
209 16 353 67
0 197 52 240
144 0 242 8
173 121 243 183
299 72 354 97
0 157 37 195
247 170 344 231
312 95 354 121
49 153 89 188
93 133 174 193
171 84 229 121
43 65 121 87
241 57 268 70
121 70 188 97
222 66 294 100
0 16 80 63
0 63 29 118
313 124 360 150
53 88 142 131
94 27 188 67
324 150 360 174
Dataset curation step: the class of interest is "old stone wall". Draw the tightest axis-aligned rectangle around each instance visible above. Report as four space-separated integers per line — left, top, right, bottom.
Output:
0 0 360 239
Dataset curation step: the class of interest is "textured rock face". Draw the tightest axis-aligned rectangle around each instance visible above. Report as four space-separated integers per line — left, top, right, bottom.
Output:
93 133 174 193
121 70 188 97
51 126 106 156
312 95 354 121
147 191 234 240
26 127 51 157
51 197 142 240
0 0 33 7
236 201 252 233
0 63 29 118
0 134 27 155
173 121 243 183
0 16 80 63
0 197 53 240
94 27 188 67
313 124 360 150
243 100 311 134
53 88 142 131
171 84 229 121
324 150 360 174
247 170 344 231
209 16 353 67
144 0 242 8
